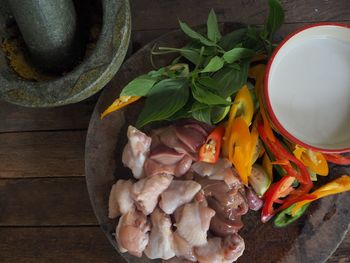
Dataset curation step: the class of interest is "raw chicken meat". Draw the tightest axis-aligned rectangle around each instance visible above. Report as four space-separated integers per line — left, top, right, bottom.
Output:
175 201 215 247
173 232 197 262
132 173 173 215
144 158 177 177
192 159 232 177
108 179 135 219
144 208 175 260
115 210 150 257
194 234 245 263
163 258 193 263
159 180 201 214
192 159 242 189
122 126 152 179
174 155 193 177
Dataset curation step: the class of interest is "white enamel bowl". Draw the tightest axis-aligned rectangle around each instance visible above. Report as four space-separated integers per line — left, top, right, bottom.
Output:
265 23 350 153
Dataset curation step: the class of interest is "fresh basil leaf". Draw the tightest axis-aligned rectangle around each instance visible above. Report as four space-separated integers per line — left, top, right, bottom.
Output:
211 97 231 124
192 81 231 106
265 0 284 39
240 27 265 52
197 76 219 90
136 78 189 128
167 100 192 121
179 20 216 47
207 9 221 43
219 28 247 51
148 68 165 78
201 56 224 73
120 75 158 97
191 102 212 124
223 48 255 64
180 49 200 64
212 60 250 98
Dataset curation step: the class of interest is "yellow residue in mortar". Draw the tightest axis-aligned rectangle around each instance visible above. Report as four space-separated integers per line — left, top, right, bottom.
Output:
1 38 51 81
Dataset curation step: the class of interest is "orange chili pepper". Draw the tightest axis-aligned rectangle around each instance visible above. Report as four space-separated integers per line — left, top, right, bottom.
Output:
101 96 141 119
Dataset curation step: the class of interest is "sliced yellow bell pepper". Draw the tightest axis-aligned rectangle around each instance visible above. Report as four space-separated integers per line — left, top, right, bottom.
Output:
227 117 255 185
223 85 254 157
293 145 329 176
292 175 350 216
101 96 141 119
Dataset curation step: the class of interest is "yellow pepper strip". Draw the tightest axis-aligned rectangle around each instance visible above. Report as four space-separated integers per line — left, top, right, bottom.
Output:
101 96 141 119
247 118 260 173
292 175 350 216
227 117 254 185
263 153 273 180
222 85 254 157
234 85 254 125
249 64 275 142
293 145 329 176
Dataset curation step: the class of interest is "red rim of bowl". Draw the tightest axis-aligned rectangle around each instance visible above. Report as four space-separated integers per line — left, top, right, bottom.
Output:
265 22 350 153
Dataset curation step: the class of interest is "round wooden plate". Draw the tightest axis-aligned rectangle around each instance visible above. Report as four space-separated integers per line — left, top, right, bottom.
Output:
85 24 350 263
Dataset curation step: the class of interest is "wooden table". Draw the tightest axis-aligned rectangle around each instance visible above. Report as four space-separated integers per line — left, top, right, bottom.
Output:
0 0 349 262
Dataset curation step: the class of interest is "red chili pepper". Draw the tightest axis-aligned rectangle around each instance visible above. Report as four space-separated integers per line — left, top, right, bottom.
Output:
261 176 295 223
324 153 350 165
257 122 312 185
258 121 314 222
199 126 225 163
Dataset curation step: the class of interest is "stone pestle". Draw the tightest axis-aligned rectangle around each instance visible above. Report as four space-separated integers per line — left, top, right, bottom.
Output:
7 0 81 72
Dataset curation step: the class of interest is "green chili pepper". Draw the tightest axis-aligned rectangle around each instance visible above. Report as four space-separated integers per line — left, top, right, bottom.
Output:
274 203 310 228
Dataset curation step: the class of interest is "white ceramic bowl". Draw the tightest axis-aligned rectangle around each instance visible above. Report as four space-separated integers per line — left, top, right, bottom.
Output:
265 23 350 153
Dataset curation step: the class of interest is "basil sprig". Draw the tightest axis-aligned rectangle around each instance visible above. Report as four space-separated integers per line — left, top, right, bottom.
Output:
119 0 284 128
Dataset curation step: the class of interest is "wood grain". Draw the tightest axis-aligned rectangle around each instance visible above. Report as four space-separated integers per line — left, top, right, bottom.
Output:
328 234 350 263
131 0 350 31
0 131 85 178
0 226 347 263
0 96 97 133
0 178 97 226
0 227 123 263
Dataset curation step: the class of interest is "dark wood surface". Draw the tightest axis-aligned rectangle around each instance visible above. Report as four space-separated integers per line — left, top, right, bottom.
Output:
0 0 349 262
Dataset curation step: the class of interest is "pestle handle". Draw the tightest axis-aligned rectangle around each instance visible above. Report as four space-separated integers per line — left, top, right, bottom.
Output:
8 0 81 72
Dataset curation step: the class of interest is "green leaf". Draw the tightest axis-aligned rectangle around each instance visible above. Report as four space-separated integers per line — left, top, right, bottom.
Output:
167 101 192 121
211 97 231 123
265 0 284 39
219 28 247 51
223 48 255 64
192 81 231 106
180 49 200 64
207 9 221 43
148 68 166 79
179 20 216 47
197 76 219 90
191 102 212 124
201 56 224 73
136 78 189 128
155 46 200 65
120 75 158 97
243 27 265 52
212 60 250 98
